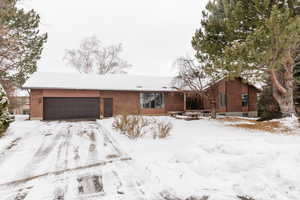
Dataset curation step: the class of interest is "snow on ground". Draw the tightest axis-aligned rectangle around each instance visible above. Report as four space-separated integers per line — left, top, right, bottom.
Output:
0 116 299 200
0 121 120 184
275 116 300 132
100 116 300 200
0 118 144 200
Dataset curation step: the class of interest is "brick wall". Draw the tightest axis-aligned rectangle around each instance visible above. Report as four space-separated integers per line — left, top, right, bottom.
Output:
30 82 257 119
201 78 259 114
30 89 185 119
226 79 243 112
43 90 99 97
248 86 258 111
165 92 184 112
99 90 140 116
30 89 43 119
202 95 211 110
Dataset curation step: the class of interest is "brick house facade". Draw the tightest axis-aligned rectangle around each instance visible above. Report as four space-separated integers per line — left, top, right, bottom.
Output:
201 78 259 117
29 89 185 120
24 72 259 120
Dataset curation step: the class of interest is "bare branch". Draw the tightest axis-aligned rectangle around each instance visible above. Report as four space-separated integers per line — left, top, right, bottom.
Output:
64 36 131 74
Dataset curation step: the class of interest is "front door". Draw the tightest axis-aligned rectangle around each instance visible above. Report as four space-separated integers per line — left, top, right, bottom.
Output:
103 98 113 117
186 97 203 110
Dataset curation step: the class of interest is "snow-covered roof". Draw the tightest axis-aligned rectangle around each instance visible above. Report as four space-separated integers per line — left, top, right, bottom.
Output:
22 72 177 92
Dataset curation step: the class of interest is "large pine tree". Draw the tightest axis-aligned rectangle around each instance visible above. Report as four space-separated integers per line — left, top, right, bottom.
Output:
0 0 46 132
192 0 300 117
0 0 47 92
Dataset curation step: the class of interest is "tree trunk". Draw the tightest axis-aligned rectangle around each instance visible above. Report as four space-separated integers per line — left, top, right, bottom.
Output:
271 54 296 117
278 94 296 117
273 80 296 117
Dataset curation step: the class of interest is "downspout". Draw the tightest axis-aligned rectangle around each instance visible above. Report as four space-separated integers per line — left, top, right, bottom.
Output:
183 92 187 112
26 89 31 120
225 81 227 113
248 85 250 113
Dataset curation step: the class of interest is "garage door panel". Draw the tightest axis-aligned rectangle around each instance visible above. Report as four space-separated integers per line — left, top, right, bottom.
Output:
44 97 99 120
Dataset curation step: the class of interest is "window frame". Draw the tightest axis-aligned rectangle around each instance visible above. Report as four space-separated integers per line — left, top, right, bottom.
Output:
140 92 165 109
241 93 249 107
219 92 226 107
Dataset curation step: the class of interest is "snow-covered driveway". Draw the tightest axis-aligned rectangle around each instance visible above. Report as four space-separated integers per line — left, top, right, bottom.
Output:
0 120 150 200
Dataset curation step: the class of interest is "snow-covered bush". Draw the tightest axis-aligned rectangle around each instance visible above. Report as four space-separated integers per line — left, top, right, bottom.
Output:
112 115 172 139
0 84 12 136
112 115 131 132
152 120 172 139
112 115 151 139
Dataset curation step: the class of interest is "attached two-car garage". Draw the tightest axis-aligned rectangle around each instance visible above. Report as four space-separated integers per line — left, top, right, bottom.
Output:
43 97 100 120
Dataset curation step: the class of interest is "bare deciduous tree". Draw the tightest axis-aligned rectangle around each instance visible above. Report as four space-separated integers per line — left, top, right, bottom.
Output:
172 56 219 118
64 36 132 74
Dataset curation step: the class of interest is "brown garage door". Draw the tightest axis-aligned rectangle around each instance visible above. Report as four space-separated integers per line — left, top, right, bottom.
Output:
43 97 100 120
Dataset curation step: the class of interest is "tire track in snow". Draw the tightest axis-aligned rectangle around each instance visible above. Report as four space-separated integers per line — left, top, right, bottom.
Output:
55 124 73 171
87 129 100 164
0 121 137 200
103 161 148 200
0 184 33 200
18 123 67 179
53 187 65 200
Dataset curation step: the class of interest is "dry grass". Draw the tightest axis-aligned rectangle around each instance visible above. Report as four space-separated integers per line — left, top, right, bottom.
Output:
232 121 283 133
217 117 257 123
218 117 293 134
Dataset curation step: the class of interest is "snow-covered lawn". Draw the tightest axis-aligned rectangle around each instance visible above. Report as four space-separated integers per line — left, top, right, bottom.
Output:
101 116 300 200
0 116 299 200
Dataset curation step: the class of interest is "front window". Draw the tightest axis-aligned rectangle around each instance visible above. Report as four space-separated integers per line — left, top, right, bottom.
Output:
242 94 249 107
219 93 226 107
140 93 164 109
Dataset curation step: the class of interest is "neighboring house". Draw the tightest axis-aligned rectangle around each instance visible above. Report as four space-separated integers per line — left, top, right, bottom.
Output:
22 72 260 120
9 90 30 115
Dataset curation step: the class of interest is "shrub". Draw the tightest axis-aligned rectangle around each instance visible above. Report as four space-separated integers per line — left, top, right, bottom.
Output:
112 115 130 133
0 84 12 137
112 115 172 139
124 115 151 139
258 86 282 121
112 115 151 139
153 120 172 139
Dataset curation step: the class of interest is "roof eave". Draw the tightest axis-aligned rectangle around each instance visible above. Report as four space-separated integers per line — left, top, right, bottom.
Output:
22 86 178 92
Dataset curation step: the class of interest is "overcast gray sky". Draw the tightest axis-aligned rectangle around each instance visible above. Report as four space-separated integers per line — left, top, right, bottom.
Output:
24 0 208 76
